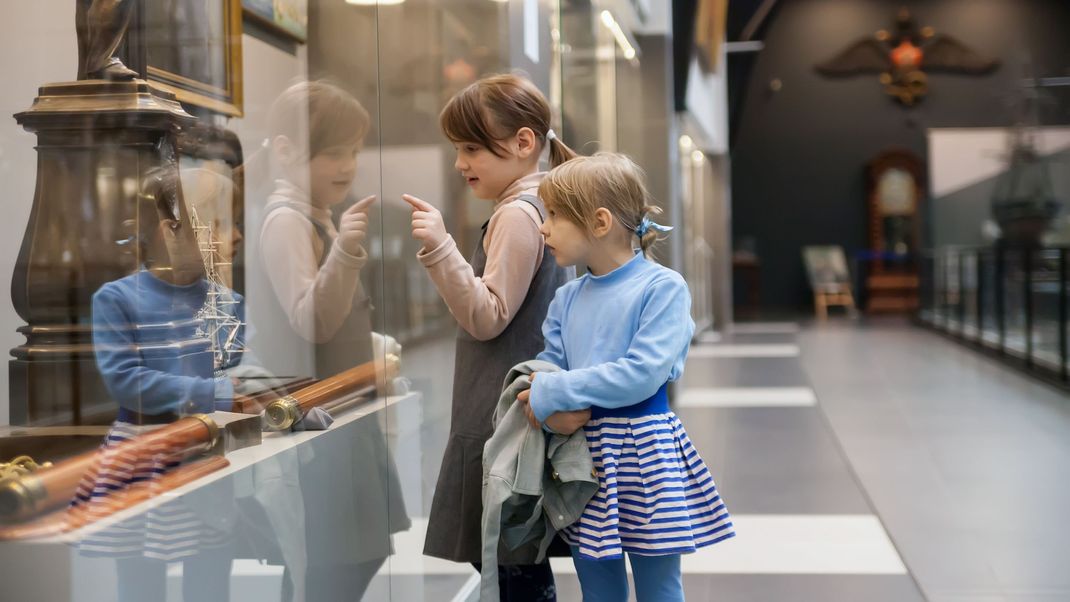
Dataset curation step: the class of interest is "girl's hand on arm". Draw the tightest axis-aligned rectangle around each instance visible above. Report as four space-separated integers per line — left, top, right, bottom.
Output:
544 409 591 435
337 195 376 257
520 377 590 433
402 194 449 253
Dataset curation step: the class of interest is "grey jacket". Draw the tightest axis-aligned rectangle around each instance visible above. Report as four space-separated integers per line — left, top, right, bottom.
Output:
480 360 598 600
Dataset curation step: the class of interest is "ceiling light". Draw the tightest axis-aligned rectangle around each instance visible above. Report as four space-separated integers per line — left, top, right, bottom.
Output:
600 10 638 61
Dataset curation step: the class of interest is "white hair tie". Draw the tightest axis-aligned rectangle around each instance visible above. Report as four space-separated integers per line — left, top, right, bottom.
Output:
545 128 557 142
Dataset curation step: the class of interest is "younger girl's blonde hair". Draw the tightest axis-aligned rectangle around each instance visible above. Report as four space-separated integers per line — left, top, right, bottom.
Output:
539 153 667 256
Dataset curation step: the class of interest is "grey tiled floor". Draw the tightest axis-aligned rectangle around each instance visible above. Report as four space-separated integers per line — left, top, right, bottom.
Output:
799 319 1070 602
679 356 810 389
550 321 927 601
556 575 926 602
679 405 872 515
408 319 1070 601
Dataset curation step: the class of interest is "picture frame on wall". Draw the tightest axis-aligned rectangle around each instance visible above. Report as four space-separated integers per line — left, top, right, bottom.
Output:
124 0 245 117
242 0 308 43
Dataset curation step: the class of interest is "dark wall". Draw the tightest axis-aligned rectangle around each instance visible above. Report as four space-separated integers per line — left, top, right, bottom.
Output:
730 0 1070 310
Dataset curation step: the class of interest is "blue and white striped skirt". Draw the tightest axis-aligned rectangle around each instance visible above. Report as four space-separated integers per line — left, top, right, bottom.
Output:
67 420 229 561
561 384 736 560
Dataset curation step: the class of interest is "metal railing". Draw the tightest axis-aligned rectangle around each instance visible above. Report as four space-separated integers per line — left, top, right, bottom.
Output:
919 244 1069 386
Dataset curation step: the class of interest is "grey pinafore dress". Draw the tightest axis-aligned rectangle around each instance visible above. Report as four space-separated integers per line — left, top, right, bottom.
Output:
423 195 573 562
255 200 409 574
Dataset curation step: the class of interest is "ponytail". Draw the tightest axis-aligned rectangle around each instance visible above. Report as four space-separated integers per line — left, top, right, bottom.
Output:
546 131 578 168
637 205 664 257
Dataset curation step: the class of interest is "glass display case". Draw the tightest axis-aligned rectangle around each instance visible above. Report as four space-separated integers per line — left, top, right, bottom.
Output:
0 1 651 601
920 245 1069 386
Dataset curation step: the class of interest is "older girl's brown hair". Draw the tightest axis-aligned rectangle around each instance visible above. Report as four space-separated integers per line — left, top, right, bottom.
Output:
539 153 667 256
440 73 577 167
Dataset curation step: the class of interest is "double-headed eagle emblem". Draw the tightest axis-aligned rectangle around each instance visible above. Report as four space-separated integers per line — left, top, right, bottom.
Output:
816 8 999 105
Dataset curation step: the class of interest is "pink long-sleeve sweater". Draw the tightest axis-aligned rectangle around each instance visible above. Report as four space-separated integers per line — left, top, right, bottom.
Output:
417 172 547 341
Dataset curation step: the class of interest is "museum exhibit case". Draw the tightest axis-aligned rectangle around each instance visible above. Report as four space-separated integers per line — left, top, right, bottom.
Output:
0 1 664 600
920 244 1069 388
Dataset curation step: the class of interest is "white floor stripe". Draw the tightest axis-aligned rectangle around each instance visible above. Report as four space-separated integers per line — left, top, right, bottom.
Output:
689 344 800 358
677 387 817 407
732 322 800 334
390 515 905 575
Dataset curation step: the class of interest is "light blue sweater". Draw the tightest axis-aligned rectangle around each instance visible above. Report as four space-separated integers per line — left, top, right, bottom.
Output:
530 252 694 422
92 270 244 416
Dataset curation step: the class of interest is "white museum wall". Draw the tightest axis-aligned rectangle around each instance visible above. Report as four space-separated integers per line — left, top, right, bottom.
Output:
0 2 78 425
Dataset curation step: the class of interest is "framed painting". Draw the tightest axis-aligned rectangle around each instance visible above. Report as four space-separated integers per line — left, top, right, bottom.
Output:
242 0 308 43
125 0 244 117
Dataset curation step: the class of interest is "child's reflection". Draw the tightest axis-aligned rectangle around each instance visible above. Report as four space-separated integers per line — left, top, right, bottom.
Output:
78 165 243 602
250 80 377 380
246 80 409 602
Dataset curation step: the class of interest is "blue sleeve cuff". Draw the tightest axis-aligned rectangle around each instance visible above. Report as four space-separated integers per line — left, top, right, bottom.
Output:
530 376 565 423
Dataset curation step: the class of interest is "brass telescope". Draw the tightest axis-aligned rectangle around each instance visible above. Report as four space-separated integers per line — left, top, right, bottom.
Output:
0 414 219 524
264 354 401 431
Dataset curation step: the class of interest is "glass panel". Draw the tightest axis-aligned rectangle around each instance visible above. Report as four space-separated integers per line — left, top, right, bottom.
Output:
376 1 523 599
980 250 1000 347
932 251 948 325
918 251 936 324
1031 250 1061 370
1004 250 1028 356
961 252 979 340
945 248 962 334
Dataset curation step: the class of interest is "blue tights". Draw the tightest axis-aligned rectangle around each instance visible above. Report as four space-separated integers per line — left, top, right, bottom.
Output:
571 548 684 601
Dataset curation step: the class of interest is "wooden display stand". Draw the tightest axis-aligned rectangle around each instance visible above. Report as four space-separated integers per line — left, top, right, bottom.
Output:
802 246 857 320
813 285 857 321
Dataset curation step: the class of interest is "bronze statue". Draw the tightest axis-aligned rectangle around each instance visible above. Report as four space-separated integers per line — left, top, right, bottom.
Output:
76 0 139 80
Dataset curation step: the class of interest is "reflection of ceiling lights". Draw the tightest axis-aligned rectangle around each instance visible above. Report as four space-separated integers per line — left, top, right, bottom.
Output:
346 0 405 5
679 135 694 151
599 10 637 60
692 150 705 163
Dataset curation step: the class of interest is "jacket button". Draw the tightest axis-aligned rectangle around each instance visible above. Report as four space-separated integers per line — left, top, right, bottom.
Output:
558 515 564 521
552 471 560 480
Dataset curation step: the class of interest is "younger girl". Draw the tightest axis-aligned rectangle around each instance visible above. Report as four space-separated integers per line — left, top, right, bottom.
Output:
521 153 736 601
402 73 582 600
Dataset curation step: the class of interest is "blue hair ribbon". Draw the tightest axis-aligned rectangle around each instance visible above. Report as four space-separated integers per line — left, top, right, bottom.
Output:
635 216 673 237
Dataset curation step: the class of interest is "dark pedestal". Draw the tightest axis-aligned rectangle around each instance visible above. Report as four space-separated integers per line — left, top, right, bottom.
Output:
9 80 194 425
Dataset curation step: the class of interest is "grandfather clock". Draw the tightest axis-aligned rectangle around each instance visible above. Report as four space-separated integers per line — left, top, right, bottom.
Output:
865 149 924 313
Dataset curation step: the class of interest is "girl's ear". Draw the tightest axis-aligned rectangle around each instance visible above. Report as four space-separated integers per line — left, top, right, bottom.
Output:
515 127 537 159
592 207 614 238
